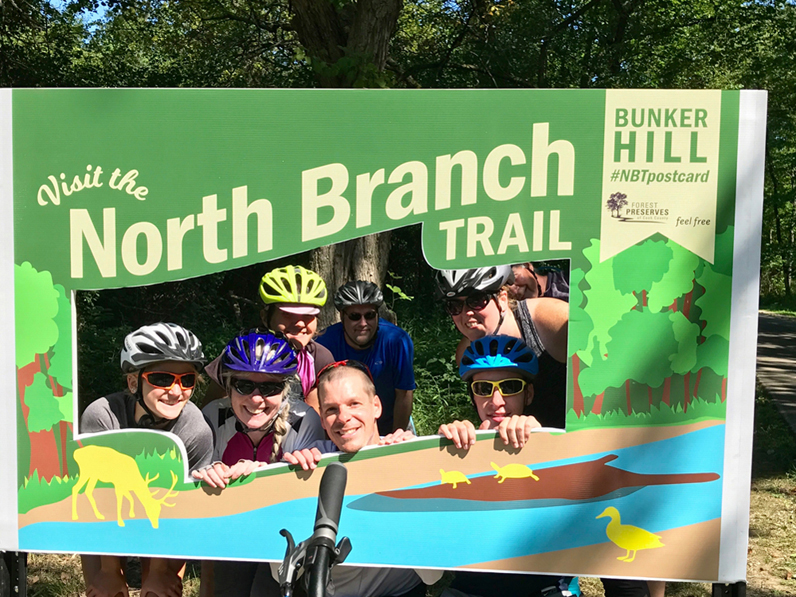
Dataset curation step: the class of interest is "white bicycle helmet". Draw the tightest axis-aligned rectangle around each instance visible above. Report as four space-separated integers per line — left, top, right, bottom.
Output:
121 323 206 373
434 266 514 299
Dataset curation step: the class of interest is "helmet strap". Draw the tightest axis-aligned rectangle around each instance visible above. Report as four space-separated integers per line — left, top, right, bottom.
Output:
489 295 505 336
134 372 176 431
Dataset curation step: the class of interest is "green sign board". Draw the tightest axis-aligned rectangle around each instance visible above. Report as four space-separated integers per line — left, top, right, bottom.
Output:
0 89 766 583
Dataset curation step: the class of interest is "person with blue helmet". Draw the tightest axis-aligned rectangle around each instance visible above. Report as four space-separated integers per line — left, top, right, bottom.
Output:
439 335 554 451
194 330 327 597
437 335 576 597
194 329 326 488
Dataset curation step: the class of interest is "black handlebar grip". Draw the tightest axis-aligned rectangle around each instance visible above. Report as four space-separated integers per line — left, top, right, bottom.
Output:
314 462 347 535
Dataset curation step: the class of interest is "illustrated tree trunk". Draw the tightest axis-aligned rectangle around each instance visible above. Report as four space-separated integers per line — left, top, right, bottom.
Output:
571 354 584 416
721 377 727 402
311 233 393 328
625 379 632 415
693 368 703 399
18 360 62 481
662 376 671 406
42 352 69 476
682 278 695 319
292 0 403 327
683 371 691 412
591 391 605 415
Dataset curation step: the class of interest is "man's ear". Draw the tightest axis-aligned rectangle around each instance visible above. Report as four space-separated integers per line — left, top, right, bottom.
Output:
373 395 383 419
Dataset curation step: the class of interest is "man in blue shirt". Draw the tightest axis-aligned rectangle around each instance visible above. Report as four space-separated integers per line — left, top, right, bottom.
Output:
316 281 415 434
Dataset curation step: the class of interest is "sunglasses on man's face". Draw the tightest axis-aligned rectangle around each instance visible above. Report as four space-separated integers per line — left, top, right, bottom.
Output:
345 310 378 322
471 378 527 398
444 293 492 316
141 371 197 390
231 379 286 397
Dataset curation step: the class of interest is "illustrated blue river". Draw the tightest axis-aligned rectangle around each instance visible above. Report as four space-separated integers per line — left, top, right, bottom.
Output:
21 424 724 567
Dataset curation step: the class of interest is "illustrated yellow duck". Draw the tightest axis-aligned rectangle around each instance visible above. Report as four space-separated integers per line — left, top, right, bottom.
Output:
491 462 540 483
596 507 664 562
440 469 471 489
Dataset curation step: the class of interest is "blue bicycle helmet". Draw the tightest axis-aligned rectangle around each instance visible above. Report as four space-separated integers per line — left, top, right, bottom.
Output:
221 330 298 376
459 335 539 380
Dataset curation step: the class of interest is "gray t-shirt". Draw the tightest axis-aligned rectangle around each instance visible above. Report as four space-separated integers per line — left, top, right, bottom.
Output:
80 391 214 472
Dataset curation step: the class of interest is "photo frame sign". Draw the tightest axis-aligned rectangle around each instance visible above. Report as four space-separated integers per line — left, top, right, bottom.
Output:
0 88 766 583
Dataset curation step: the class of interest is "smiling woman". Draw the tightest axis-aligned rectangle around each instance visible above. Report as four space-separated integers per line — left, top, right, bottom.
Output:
77 322 214 597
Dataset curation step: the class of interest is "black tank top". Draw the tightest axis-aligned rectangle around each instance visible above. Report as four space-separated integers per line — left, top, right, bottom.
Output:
512 301 567 429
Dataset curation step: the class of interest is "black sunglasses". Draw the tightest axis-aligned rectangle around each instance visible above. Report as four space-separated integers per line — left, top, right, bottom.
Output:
345 310 378 322
141 371 197 390
230 378 286 397
444 293 493 316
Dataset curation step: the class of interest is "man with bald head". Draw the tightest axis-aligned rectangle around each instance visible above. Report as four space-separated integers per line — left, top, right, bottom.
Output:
281 360 441 597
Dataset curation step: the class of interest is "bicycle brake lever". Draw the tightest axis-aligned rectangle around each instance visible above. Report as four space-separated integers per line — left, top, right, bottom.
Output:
333 537 351 565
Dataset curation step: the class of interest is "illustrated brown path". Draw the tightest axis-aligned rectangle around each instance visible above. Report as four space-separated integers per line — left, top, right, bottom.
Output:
757 311 796 433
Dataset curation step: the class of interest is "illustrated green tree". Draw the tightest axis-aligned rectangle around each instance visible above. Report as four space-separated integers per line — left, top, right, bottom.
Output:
613 239 672 310
692 257 732 403
567 267 592 416
579 310 680 415
15 262 66 481
577 239 636 414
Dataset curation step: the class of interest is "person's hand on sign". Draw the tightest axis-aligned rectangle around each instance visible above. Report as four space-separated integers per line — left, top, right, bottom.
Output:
379 428 414 445
492 414 541 449
438 420 478 450
284 447 324 471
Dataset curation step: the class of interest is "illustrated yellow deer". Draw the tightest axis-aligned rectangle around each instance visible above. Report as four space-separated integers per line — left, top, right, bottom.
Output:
71 445 179 529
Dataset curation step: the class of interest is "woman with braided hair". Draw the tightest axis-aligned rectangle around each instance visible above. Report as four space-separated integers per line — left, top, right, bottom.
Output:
194 330 326 597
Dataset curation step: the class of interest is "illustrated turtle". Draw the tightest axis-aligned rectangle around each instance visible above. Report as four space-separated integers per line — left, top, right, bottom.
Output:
491 461 540 483
440 469 471 489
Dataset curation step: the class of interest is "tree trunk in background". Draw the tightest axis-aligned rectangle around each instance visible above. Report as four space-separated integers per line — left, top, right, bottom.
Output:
291 0 402 87
293 0 402 327
311 233 393 328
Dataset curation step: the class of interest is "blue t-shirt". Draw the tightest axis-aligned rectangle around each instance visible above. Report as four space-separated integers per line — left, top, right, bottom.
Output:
316 319 415 434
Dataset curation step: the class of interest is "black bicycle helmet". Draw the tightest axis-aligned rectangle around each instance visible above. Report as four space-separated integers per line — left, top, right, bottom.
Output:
333 281 384 311
434 266 514 299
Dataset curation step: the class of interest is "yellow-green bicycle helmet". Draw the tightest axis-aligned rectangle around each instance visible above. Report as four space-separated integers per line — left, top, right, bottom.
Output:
259 265 328 307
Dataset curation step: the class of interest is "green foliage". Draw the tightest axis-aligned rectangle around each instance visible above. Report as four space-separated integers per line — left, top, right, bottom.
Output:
394 303 476 435
25 373 64 433
14 262 59 366
18 471 74 514
48 284 74 391
567 397 726 431
579 240 637 366
648 241 700 312
613 240 672 295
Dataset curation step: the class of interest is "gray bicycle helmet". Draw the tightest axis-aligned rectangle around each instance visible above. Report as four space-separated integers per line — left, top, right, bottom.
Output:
434 266 515 299
121 323 206 373
333 281 384 311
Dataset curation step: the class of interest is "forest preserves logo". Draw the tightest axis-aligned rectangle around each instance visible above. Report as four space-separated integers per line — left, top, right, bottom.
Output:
606 192 669 223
